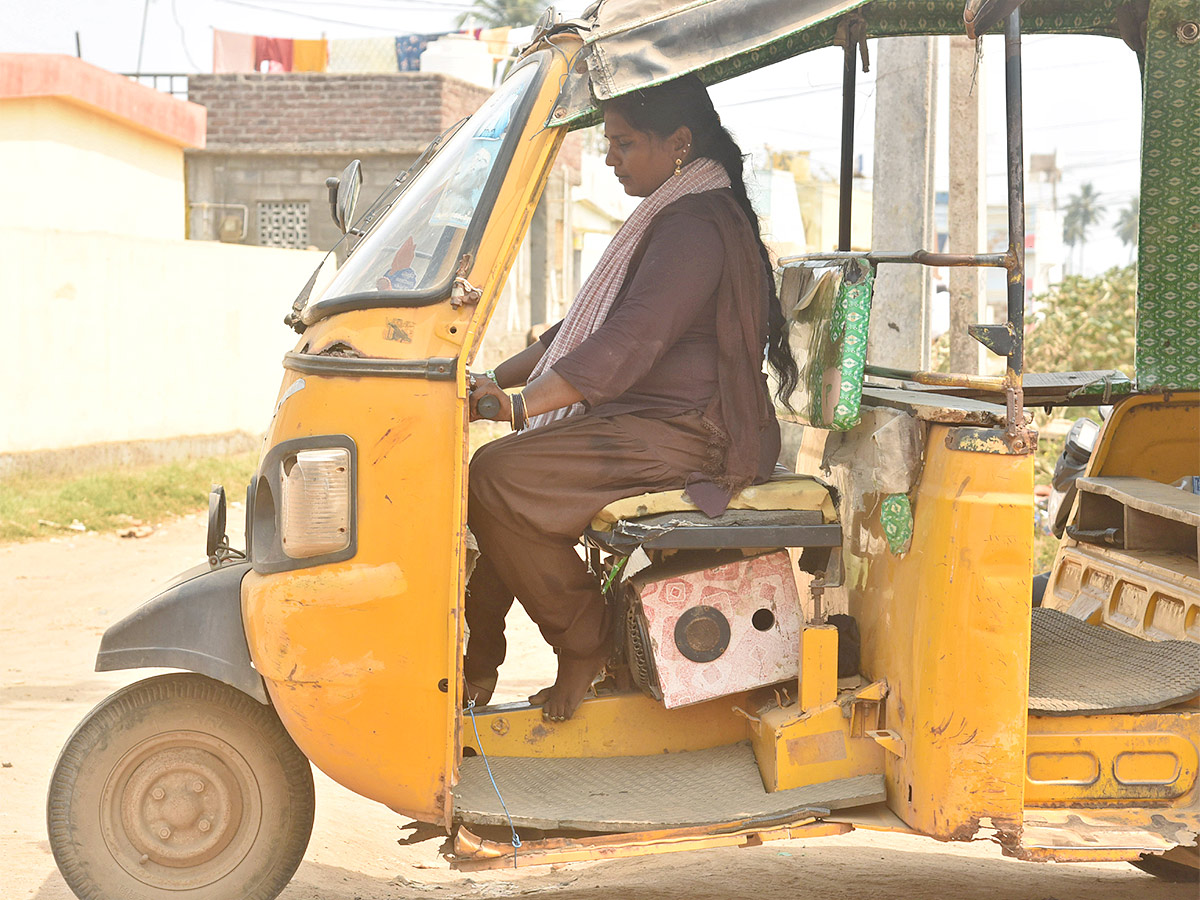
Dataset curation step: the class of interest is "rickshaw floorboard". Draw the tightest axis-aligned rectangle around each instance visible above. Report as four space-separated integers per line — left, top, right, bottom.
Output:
452 741 886 833
1029 608 1200 715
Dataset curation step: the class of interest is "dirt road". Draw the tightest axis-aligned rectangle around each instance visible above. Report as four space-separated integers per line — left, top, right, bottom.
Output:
1 516 1192 899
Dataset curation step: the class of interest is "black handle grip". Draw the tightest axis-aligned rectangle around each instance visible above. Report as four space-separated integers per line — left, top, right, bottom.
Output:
476 393 502 420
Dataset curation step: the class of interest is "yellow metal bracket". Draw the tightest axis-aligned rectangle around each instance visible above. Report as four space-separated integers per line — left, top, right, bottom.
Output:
867 729 906 758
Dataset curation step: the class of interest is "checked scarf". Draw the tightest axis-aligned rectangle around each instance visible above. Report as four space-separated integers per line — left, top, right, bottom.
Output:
526 157 731 429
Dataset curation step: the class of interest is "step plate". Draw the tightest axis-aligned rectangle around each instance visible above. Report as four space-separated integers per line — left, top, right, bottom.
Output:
1029 608 1200 715
453 742 885 833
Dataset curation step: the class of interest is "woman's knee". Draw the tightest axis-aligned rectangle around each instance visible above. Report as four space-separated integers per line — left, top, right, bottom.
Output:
468 437 522 510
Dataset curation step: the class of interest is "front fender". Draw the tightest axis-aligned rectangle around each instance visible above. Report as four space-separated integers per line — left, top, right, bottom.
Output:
96 560 269 703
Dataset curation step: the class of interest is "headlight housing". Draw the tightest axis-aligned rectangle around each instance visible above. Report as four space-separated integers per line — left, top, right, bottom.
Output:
281 448 351 558
251 436 357 573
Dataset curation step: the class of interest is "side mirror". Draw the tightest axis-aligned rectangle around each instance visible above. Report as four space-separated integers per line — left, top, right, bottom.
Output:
325 159 363 233
206 484 227 562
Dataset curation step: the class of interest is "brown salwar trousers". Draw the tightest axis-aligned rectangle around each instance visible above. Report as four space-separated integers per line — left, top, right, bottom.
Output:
465 411 714 690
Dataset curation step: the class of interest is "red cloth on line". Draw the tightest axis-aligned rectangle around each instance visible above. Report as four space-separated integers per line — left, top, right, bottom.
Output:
254 36 294 73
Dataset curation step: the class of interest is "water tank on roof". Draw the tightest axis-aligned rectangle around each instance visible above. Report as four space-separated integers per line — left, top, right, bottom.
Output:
420 34 494 89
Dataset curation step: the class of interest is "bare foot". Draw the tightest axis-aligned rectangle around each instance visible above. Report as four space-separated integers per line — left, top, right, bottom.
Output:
534 652 606 722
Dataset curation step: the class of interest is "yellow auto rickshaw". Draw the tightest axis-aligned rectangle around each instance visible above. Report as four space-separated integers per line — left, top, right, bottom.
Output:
47 0 1199 897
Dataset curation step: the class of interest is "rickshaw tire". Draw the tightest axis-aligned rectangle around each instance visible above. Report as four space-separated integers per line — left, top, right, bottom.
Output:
1130 844 1200 882
47 672 315 900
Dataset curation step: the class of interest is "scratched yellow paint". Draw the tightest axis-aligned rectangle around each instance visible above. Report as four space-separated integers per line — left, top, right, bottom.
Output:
847 425 1034 840
241 45 571 826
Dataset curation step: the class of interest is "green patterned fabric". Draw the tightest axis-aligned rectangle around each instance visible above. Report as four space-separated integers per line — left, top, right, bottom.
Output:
790 259 875 431
880 493 914 555
1135 0 1200 391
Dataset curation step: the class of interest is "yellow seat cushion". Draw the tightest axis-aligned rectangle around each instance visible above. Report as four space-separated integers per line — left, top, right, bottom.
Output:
590 475 838 531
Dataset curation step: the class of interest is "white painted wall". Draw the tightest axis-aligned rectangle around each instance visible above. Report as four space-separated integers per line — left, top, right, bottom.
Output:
0 98 187 240
0 228 322 453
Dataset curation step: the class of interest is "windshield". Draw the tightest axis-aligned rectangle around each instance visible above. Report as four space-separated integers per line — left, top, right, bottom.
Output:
313 59 540 305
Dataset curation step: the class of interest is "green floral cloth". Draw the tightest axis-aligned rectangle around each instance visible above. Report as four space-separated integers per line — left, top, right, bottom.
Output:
881 493 913 555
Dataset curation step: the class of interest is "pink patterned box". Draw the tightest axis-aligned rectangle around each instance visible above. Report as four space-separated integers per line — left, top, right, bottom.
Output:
637 551 803 709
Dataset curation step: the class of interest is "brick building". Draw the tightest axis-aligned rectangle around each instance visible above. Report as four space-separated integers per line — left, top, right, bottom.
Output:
184 72 493 251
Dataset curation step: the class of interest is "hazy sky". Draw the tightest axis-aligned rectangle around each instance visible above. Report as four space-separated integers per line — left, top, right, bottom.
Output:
3 0 1141 273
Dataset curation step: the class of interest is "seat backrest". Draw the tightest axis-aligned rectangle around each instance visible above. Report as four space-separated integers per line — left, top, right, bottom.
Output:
780 257 875 431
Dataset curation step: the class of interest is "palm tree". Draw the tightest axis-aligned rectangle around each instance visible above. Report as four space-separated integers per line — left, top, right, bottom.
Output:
1115 196 1139 263
456 0 545 28
1062 182 1104 274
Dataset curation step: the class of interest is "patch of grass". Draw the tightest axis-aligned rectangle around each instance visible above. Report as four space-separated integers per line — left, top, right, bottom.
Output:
0 452 259 543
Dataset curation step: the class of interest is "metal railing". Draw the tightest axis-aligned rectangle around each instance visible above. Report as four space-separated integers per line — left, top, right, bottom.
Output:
122 73 190 99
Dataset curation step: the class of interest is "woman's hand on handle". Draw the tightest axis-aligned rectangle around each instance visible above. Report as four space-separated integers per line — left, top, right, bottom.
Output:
468 376 512 423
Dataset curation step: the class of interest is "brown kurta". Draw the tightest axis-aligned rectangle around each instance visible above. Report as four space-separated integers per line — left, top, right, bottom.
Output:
466 188 780 688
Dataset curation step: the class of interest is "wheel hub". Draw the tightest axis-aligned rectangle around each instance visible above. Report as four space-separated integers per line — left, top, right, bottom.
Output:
102 730 262 890
122 747 242 867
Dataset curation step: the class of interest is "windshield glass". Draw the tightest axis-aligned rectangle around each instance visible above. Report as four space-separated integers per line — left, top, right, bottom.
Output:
314 60 539 303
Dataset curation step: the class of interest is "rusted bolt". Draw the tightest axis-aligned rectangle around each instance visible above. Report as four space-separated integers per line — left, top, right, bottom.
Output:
159 827 172 839
1177 21 1199 43
151 787 165 800
192 780 205 793
553 108 565 118
198 818 211 833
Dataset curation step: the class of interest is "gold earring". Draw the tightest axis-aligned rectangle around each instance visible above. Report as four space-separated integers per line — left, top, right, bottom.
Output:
674 158 683 176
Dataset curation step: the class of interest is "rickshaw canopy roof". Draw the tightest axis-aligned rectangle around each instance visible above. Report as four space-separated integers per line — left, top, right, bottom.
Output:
550 0 1128 127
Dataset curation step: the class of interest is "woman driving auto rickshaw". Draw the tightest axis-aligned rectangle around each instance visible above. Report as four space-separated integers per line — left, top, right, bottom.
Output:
463 73 798 722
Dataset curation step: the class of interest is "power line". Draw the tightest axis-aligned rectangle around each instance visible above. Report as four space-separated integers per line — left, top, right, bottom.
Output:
172 0 202 70
212 0 473 29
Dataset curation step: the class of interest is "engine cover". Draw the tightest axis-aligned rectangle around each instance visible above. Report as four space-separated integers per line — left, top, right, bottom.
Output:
634 551 805 708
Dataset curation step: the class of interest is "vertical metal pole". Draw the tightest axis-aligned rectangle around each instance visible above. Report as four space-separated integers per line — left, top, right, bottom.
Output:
837 38 858 252
1004 10 1025 377
1003 8 1029 450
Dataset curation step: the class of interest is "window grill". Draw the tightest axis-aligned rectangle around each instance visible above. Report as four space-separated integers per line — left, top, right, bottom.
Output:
257 202 310 249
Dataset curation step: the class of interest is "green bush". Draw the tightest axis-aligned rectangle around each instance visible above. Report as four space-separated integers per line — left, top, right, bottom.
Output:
1026 265 1136 375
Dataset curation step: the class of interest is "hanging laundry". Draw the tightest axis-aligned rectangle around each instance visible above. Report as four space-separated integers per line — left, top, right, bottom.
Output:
212 29 255 73
292 39 328 72
328 37 399 73
254 36 294 72
395 33 444 72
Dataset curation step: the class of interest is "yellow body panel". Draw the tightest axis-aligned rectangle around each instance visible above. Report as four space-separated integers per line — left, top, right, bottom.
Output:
242 48 571 824
847 424 1034 840
461 692 758 758
1089 391 1200 482
1025 712 1200 809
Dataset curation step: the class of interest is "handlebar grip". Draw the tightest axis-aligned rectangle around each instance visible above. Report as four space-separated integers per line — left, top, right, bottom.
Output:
476 393 502 420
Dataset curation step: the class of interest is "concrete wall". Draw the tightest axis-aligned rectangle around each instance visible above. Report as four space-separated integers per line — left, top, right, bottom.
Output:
0 227 322 454
186 150 418 252
186 72 491 150
0 97 188 239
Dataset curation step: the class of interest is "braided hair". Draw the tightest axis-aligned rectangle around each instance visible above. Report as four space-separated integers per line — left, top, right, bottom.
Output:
604 75 800 406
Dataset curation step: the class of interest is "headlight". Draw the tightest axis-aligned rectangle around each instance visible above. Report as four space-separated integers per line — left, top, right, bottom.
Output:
280 448 351 558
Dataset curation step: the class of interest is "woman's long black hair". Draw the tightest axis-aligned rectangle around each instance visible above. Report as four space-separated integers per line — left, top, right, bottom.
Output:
604 74 800 406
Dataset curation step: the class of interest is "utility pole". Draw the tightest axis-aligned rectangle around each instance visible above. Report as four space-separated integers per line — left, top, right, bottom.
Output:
947 35 988 374
868 36 938 371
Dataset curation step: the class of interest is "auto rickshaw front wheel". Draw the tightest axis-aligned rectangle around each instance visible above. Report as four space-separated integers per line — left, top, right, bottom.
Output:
47 673 315 900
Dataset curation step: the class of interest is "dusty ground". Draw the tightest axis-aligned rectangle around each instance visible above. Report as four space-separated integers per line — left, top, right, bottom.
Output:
1 515 1193 899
